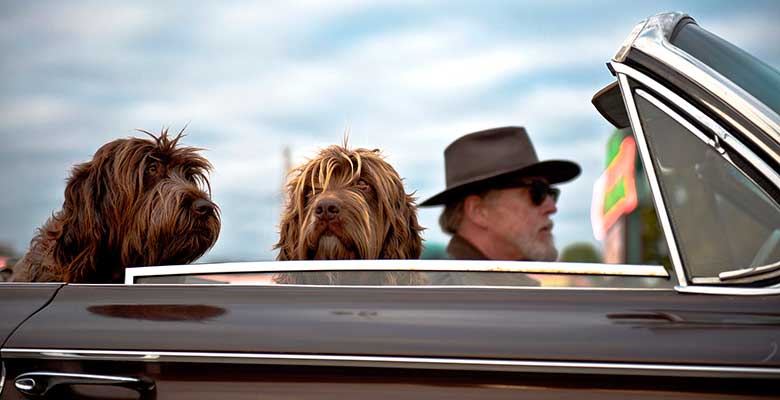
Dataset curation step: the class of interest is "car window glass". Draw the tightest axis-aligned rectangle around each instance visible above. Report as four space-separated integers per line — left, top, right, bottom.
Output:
635 91 780 279
671 22 780 116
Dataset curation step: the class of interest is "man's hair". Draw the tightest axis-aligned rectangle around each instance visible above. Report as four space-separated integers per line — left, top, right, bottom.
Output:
438 199 465 235
438 188 497 234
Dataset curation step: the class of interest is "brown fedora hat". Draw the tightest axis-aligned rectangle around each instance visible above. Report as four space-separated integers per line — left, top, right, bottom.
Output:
420 126 580 206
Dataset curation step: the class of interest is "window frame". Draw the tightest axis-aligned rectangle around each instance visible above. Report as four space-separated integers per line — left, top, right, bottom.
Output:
614 62 780 295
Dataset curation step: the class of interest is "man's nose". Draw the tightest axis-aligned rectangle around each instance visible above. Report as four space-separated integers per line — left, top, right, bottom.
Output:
541 195 557 215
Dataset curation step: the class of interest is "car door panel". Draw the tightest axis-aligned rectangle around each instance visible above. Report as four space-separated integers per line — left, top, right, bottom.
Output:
5 285 780 363
0 284 61 346
2 285 779 398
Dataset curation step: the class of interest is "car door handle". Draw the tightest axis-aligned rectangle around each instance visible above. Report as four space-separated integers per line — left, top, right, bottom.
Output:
14 371 156 399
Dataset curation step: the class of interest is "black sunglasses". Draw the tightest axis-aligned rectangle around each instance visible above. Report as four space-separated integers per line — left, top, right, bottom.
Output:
517 180 560 206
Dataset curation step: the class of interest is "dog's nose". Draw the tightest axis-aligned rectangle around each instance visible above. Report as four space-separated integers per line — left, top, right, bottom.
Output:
191 198 216 216
314 198 340 220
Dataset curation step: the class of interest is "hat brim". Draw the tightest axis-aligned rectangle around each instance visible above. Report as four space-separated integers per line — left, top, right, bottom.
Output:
419 160 581 206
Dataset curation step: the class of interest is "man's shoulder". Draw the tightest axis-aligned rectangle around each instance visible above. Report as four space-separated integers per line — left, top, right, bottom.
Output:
446 235 487 260
443 236 541 287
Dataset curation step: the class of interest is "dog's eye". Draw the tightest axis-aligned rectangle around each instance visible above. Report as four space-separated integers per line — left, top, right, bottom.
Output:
146 162 159 177
356 179 371 192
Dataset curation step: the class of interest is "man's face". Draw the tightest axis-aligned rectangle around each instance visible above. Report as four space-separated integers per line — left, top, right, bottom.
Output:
481 178 558 261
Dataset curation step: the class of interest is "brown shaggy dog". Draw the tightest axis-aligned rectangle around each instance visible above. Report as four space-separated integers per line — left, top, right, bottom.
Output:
11 129 220 283
274 144 424 285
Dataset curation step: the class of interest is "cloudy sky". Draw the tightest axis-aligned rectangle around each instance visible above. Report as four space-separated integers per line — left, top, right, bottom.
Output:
1 0 778 263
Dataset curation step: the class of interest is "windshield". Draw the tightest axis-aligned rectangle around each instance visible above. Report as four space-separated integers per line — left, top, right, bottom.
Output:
672 21 780 116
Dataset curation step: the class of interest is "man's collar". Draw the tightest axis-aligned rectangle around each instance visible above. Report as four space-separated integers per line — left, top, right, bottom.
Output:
447 234 489 260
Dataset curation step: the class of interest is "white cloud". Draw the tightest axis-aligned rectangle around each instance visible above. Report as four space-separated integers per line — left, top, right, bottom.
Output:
400 48 533 93
0 2 154 41
0 97 75 129
213 0 369 38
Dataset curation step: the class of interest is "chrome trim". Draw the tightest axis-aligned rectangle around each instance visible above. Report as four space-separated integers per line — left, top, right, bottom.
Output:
611 62 780 191
690 276 724 285
720 260 780 281
104 283 673 291
3 348 780 379
13 371 155 397
629 13 780 159
614 12 689 63
14 378 33 391
124 260 668 284
613 17 649 62
1 362 5 397
695 268 780 285
675 285 780 296
16 371 139 384
616 73 688 287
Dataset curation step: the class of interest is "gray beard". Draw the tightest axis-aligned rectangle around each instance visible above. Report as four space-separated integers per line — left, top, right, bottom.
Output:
523 241 558 261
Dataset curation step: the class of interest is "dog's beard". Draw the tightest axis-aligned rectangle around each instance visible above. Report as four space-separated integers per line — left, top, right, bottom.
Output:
125 177 220 267
301 197 379 260
312 236 355 260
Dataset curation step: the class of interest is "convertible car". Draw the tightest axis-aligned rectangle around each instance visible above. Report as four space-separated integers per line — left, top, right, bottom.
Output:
2 12 779 399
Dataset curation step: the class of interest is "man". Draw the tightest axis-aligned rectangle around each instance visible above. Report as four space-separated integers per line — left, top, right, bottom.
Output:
420 126 580 285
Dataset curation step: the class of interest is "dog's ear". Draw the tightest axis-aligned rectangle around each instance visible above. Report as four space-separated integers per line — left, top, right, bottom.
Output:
380 191 423 260
275 210 299 261
403 194 424 259
274 174 306 261
52 159 106 282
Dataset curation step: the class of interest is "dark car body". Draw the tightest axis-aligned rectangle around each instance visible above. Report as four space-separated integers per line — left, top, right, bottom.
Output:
2 12 780 399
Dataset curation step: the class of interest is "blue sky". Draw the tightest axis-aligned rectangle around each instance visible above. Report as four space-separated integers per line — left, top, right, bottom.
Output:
1 1 779 262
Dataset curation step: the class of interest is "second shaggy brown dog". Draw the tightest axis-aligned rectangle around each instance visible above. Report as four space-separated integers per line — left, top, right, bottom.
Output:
12 129 220 283
274 145 424 285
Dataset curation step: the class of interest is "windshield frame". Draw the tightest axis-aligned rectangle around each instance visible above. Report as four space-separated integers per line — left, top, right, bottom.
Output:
613 60 780 294
619 12 780 164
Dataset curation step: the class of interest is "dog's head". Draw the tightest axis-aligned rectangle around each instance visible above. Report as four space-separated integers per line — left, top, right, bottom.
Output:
51 128 221 282
275 145 422 260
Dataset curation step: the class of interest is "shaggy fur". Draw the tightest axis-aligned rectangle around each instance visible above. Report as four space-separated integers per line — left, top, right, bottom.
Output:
11 129 220 283
274 144 424 285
